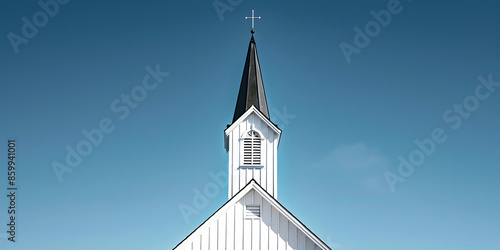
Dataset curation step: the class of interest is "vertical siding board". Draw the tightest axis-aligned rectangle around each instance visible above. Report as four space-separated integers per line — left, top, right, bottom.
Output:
234 199 244 250
244 190 253 249
249 168 253 186
193 234 201 250
306 237 315 250
201 229 209 250
232 126 240 196
253 193 262 250
253 190 261 207
258 114 264 186
240 168 247 193
226 206 235 250
246 115 250 131
270 206 279 249
252 218 260 250
256 113 261 132
289 223 297 249
254 168 261 185
278 214 287 250
260 126 267 190
246 190 253 204
240 125 247 193
273 137 278 198
263 136 268 196
209 223 218 250
297 231 306 250
228 129 233 199
261 118 267 138
218 214 226 250
244 219 252 249
244 189 254 249
261 198 271 250
314 244 322 250
267 136 274 197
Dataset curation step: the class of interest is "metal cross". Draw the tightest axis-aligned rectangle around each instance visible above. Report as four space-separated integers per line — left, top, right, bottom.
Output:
245 10 261 30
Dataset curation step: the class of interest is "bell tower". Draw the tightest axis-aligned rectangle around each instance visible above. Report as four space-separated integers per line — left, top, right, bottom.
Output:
224 30 281 199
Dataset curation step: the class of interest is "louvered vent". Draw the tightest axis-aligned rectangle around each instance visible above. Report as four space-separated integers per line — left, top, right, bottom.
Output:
246 205 260 218
242 130 261 165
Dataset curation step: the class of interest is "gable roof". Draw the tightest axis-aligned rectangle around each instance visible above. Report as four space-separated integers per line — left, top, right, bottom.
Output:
225 105 281 136
224 106 281 152
173 179 331 250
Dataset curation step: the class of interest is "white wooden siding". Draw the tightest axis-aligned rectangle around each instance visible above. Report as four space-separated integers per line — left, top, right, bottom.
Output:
176 189 325 250
227 112 279 199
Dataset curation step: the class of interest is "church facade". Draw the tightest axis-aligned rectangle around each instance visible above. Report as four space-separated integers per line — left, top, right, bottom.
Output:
174 31 330 250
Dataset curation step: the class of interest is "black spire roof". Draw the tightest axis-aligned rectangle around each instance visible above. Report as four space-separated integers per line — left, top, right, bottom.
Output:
232 34 270 123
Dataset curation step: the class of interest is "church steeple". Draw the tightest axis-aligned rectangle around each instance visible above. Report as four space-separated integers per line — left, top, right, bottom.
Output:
232 33 270 123
225 29 281 199
175 14 331 249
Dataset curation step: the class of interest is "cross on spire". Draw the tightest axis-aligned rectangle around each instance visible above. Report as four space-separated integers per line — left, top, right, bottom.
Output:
245 10 261 33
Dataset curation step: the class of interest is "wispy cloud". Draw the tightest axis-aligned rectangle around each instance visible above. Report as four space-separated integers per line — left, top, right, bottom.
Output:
323 143 389 169
318 143 392 192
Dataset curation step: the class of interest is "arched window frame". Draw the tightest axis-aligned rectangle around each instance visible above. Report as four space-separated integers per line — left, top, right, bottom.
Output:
240 129 264 167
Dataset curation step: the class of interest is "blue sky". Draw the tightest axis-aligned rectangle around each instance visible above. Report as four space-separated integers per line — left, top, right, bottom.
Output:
1 0 499 249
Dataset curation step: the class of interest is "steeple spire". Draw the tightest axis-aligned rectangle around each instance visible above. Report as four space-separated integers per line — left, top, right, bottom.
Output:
232 33 270 123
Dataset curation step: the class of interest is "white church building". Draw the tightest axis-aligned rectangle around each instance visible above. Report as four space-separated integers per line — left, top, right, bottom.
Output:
173 27 330 250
